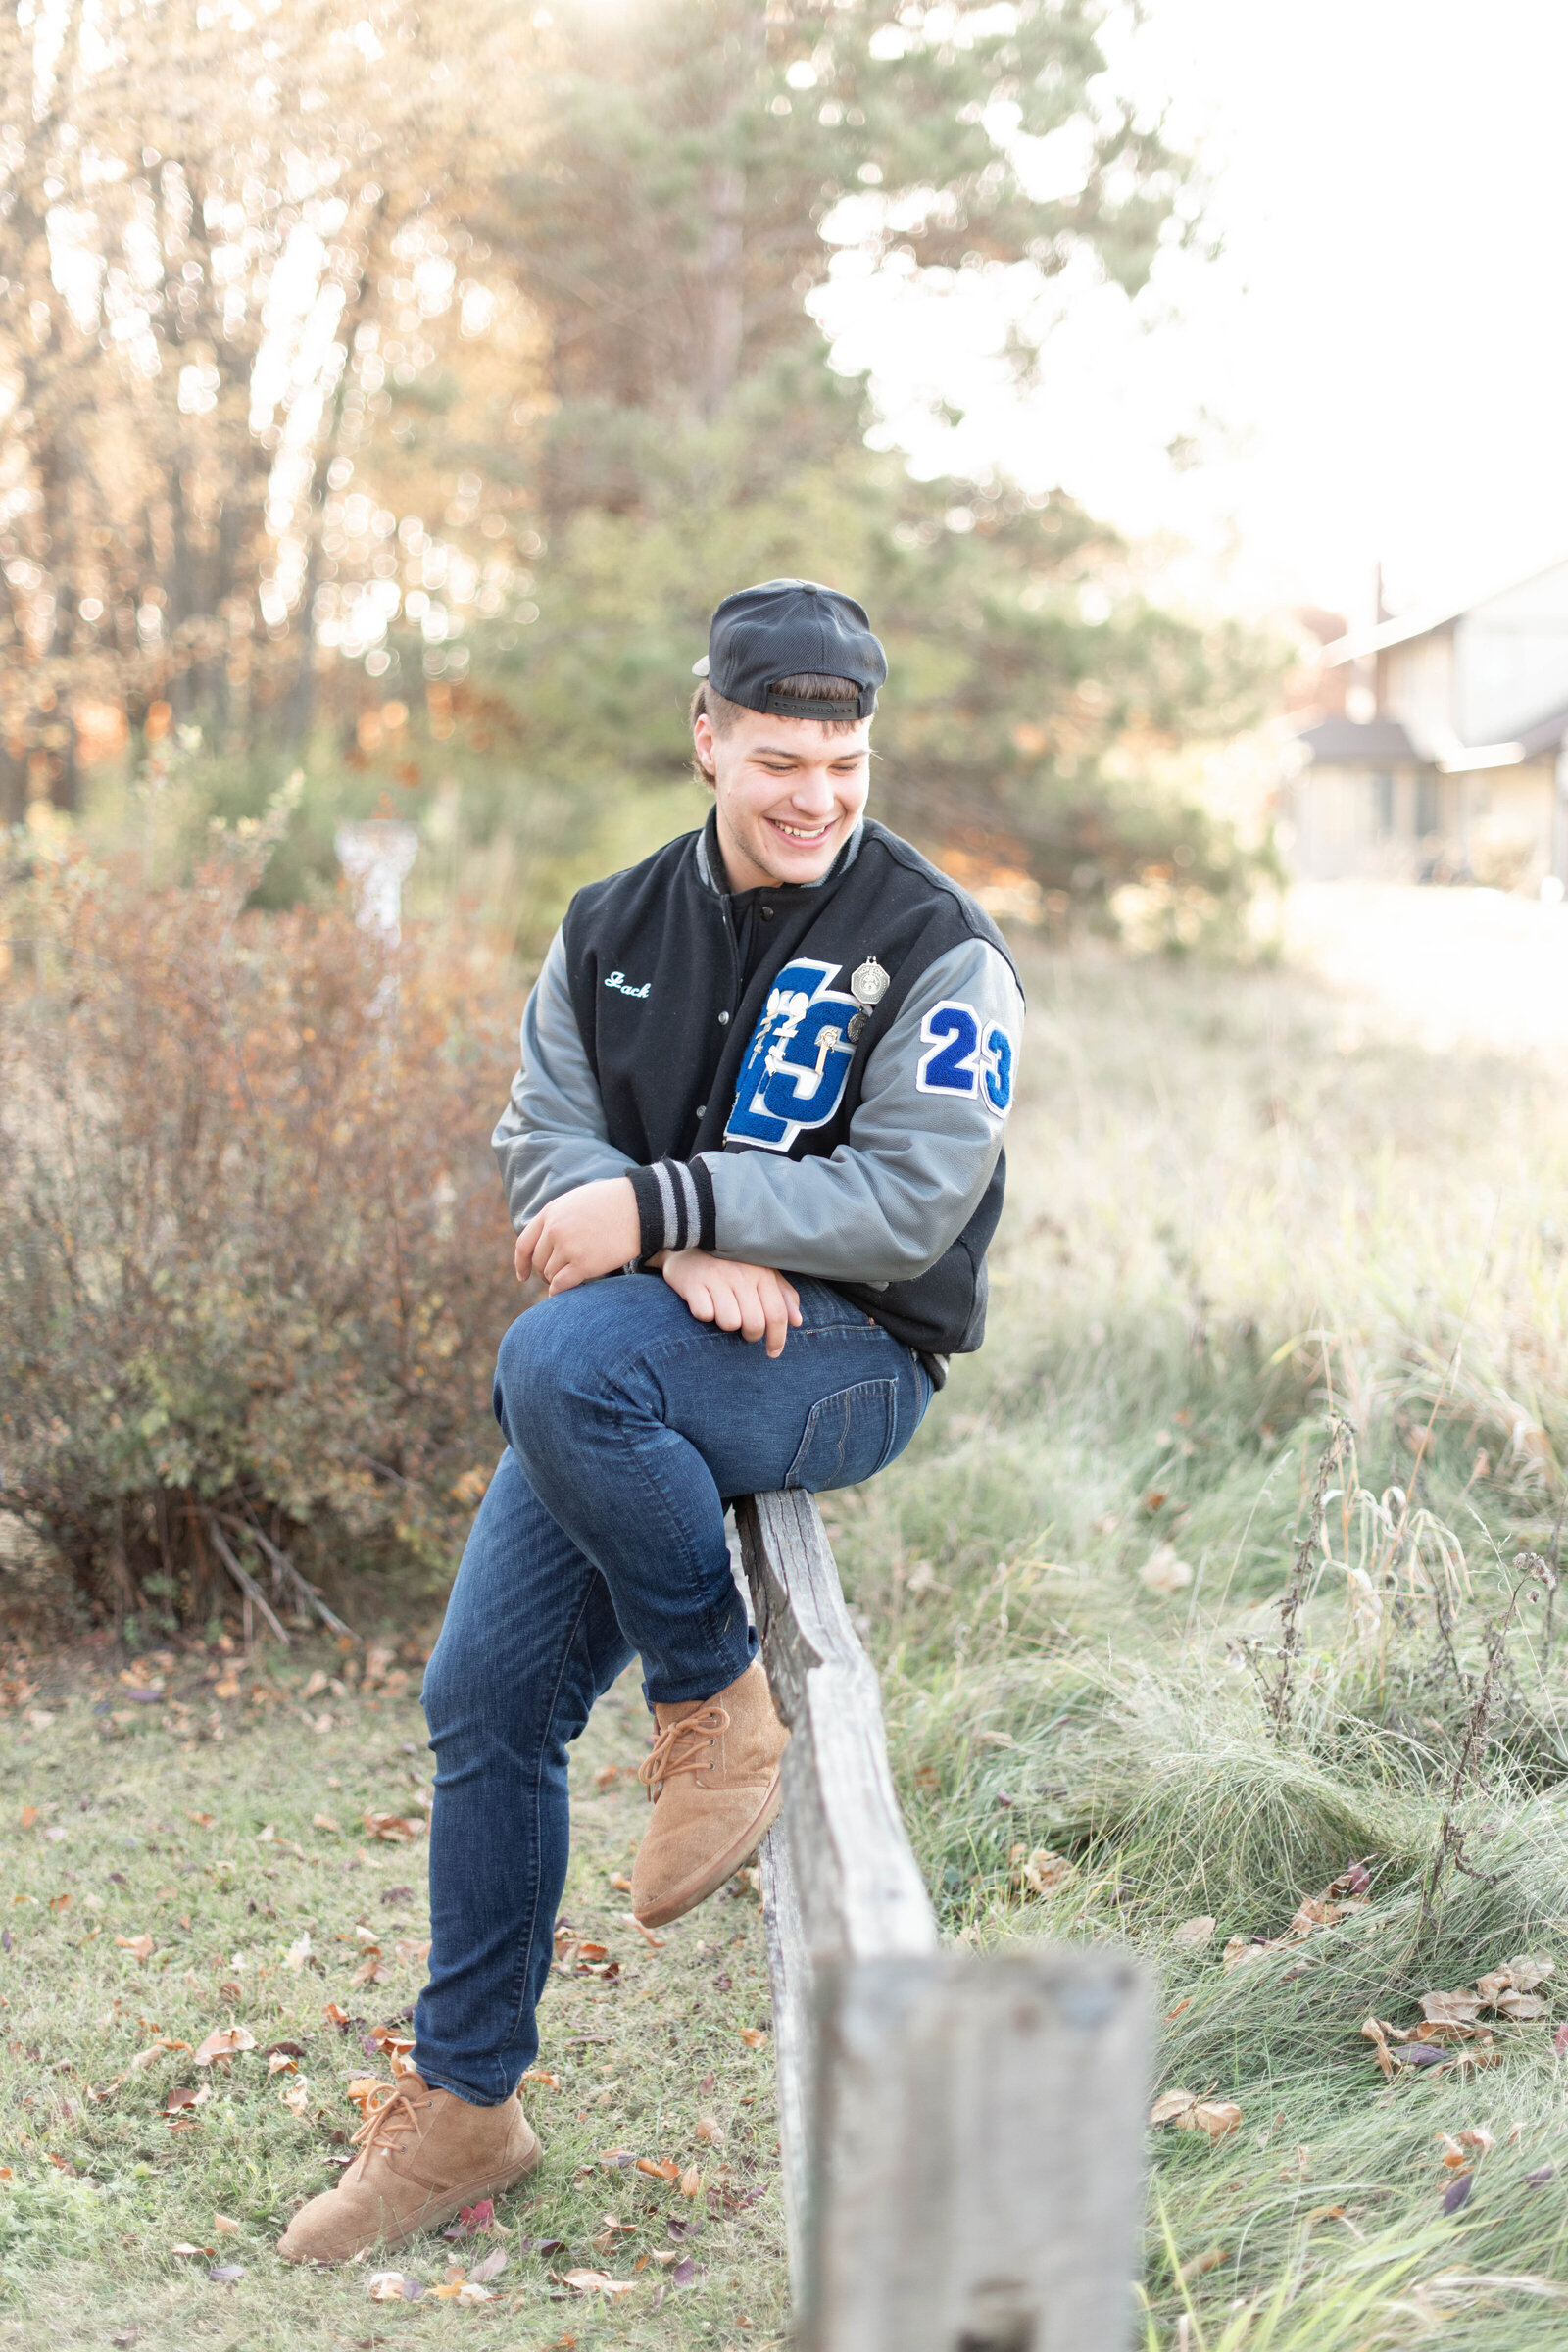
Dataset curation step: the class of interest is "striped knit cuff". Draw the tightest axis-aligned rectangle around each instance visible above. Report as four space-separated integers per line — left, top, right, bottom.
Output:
627 1157 717 1259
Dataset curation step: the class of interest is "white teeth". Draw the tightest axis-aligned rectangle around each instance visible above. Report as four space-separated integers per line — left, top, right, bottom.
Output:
772 820 830 840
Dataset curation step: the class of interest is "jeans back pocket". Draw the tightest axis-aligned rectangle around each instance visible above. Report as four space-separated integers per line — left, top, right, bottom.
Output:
783 1378 901 1492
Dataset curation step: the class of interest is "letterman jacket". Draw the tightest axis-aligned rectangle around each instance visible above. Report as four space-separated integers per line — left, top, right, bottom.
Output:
493 814 1024 1372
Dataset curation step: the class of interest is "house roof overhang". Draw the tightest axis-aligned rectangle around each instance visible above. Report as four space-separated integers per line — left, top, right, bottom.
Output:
1293 714 1422 766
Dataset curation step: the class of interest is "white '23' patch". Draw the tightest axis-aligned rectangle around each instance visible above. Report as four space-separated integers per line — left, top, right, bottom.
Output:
915 1000 1014 1115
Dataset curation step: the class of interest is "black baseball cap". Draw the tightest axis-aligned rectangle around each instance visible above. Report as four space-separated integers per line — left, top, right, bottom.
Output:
694 578 887 720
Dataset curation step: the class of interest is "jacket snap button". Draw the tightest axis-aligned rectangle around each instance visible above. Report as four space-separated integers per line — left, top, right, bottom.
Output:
717 1009 730 1024
695 1104 706 1118
760 905 775 919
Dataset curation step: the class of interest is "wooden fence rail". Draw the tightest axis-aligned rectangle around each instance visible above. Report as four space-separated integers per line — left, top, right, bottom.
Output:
735 1489 1152 2352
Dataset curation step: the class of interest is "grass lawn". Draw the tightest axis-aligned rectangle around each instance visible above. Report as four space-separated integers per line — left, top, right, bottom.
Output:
9 908 1568 2346
0 1651 785 2349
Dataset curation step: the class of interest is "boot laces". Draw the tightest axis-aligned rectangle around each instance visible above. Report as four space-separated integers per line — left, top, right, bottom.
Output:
637 1704 729 1800
350 2083 428 2162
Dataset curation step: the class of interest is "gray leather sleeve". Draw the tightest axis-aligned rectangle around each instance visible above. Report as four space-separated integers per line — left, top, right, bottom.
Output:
704 936 1023 1283
492 929 637 1229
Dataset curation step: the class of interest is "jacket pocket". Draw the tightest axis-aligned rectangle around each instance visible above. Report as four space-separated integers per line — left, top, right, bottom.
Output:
784 1379 901 1492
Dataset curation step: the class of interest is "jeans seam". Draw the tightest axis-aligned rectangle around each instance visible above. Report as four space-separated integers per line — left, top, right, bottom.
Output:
496 1570 601 2091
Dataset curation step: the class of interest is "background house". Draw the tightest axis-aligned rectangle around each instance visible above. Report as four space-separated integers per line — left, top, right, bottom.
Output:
1284 560 1568 885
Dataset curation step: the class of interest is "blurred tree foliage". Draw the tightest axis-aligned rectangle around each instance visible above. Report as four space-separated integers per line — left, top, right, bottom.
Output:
1 0 1281 919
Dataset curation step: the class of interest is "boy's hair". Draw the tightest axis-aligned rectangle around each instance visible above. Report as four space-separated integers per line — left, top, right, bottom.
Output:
691 671 864 782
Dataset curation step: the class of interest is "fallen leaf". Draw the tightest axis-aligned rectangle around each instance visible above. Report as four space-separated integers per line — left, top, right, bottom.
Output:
637 2156 680 2181
131 2037 192 2071
1444 2173 1474 2213
521 2069 560 2090
1012 1848 1072 1898
213 2214 240 2234
679 2166 702 2197
1149 2090 1242 2139
1421 1990 1484 2029
1495 1954 1554 1994
694 2116 723 2145
738 2028 767 2049
1526 2164 1556 2186
268 2052 298 2076
350 1955 388 1988
20 1806 38 1829
394 1938 431 1967
170 2242 216 2258
194 2027 256 2067
187 1812 214 1829
610 1873 633 1892
363 1812 423 1842
369 2026 415 2055
312 1813 340 1833
1172 1916 1216 1949
595 1766 620 1789
367 2273 423 2301
116 1934 154 1963
671 2256 697 2289
280 2082 311 2115
1151 2090 1199 2128
1497 1992 1549 2021
1361 2017 1399 2079
166 2086 210 2112
442 2200 495 2240
1140 1544 1193 1597
322 2002 351 2029
282 1935 312 1972
469 2247 508 2282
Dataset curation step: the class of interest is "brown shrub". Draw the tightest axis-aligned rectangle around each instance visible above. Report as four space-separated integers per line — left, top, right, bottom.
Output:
0 819 519 1631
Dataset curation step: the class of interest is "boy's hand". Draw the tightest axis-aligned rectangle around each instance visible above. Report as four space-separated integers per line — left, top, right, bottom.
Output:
515 1176 641 1293
662 1250 802 1359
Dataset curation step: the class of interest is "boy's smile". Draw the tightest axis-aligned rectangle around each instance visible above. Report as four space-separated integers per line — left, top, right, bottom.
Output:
694 705 871 894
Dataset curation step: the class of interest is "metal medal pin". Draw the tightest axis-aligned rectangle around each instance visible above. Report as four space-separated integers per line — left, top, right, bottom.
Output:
850 958 889 1007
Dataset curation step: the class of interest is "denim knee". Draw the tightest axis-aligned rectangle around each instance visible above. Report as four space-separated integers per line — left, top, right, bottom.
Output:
420 1623 495 1742
494 1294 637 1464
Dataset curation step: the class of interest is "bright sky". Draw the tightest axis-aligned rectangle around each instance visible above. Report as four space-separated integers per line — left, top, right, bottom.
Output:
815 0 1568 628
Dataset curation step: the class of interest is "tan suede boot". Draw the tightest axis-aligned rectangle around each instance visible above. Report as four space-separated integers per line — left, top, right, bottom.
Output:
276 2070 540 2264
631 1658 788 1929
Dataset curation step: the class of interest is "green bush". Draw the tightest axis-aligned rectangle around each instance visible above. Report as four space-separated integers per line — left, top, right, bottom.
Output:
0 817 519 1631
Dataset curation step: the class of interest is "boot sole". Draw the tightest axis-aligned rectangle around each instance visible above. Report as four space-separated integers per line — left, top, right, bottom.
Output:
632 1767 785 1930
278 2134 543 2265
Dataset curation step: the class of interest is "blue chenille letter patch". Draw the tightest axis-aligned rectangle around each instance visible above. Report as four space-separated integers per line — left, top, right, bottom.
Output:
725 959 860 1152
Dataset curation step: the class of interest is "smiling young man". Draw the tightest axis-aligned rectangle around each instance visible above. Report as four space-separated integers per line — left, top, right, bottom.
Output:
278 578 1024 2263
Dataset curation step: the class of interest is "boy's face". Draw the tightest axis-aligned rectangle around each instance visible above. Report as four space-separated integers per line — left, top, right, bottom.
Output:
695 705 872 895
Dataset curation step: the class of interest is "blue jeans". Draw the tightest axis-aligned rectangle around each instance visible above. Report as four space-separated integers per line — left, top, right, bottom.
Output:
413 1272 930 2104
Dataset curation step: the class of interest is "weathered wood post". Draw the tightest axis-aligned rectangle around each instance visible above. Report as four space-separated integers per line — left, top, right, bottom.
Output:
735 1489 1152 2352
